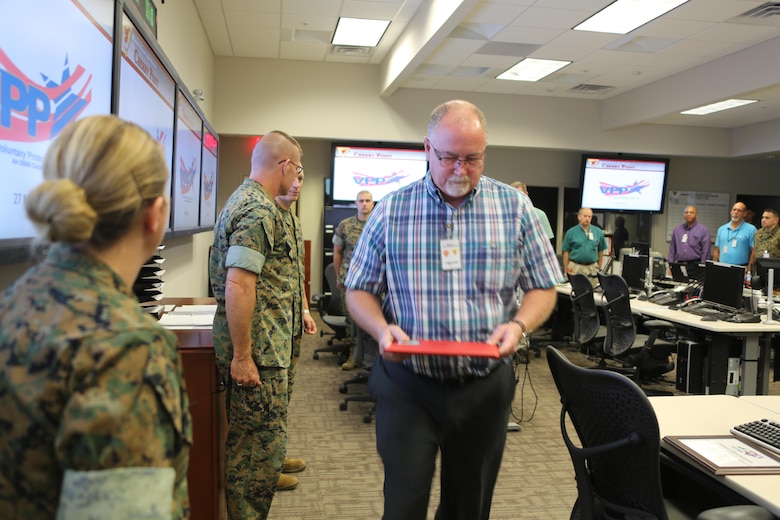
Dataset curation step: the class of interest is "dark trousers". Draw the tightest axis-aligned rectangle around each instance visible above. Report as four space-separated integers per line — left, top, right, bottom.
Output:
369 358 515 520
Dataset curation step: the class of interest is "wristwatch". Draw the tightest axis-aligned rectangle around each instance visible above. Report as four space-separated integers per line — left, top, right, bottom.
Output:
509 318 529 339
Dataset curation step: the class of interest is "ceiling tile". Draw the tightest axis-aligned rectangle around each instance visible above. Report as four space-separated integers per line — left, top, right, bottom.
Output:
190 0 780 130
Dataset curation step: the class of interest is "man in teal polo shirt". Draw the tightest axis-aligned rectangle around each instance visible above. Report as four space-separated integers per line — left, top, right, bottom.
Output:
562 207 608 286
713 201 756 267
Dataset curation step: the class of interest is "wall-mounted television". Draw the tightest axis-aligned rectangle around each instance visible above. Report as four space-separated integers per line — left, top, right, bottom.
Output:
579 154 670 213
0 0 114 258
171 89 202 231
329 141 428 205
199 124 218 229
117 8 176 230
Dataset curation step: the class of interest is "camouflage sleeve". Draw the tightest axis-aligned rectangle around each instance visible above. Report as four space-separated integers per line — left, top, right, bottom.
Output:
55 327 193 520
333 220 345 247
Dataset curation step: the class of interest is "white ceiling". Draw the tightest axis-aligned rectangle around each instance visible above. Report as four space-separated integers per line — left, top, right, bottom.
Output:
192 0 780 132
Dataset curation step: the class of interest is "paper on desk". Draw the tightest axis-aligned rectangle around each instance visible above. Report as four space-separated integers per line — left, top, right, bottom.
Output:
664 435 780 475
170 304 217 314
158 312 214 329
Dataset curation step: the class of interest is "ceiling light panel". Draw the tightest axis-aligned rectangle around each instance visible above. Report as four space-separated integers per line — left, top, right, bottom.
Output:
332 17 390 47
497 58 571 82
681 99 758 115
574 0 690 35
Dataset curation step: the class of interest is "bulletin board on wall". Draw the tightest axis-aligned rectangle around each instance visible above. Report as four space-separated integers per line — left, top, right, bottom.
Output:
665 191 731 242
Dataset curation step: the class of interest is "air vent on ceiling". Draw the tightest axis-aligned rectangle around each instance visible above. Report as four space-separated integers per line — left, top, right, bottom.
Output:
330 45 373 57
568 84 614 94
739 2 780 19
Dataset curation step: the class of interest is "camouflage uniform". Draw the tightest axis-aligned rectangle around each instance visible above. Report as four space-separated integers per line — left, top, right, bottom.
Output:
210 178 294 519
333 215 367 313
0 244 192 520
279 205 306 398
755 225 780 258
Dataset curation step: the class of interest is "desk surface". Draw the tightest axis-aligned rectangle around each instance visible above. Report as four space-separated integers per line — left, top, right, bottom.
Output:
650 395 780 515
555 283 780 334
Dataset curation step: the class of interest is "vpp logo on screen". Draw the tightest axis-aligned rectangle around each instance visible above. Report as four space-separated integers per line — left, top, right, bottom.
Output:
352 171 409 187
0 49 92 142
599 180 651 196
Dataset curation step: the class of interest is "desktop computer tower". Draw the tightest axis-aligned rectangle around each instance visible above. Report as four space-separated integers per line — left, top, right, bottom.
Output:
676 340 705 394
676 338 735 395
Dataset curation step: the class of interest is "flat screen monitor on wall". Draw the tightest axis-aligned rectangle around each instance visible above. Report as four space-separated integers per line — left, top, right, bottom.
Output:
579 154 670 213
0 0 114 251
330 142 428 205
117 8 176 229
171 90 202 231
199 126 218 229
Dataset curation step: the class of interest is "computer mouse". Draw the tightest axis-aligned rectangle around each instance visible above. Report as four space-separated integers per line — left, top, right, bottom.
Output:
700 315 718 321
668 305 679 311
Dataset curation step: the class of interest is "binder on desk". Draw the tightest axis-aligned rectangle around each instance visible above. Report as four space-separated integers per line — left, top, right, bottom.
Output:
386 340 500 358
664 435 780 475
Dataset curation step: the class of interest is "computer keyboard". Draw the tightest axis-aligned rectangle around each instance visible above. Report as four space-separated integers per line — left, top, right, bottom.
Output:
725 312 762 324
731 419 780 456
651 293 679 306
687 306 728 319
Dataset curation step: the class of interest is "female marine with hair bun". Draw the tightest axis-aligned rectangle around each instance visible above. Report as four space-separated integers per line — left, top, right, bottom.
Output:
0 115 192 519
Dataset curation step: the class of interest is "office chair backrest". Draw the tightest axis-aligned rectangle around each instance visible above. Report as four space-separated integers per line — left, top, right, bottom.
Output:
546 346 668 520
323 263 344 316
597 273 637 357
568 273 600 345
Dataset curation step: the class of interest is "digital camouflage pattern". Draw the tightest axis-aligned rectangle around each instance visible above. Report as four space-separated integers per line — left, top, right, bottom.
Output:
755 225 780 258
333 215 367 287
210 178 294 519
279 206 306 339
279 208 305 396
210 179 294 370
221 368 288 519
0 244 192 520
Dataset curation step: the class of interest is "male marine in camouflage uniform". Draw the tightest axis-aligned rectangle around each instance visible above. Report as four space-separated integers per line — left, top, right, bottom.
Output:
755 209 780 259
333 190 375 369
209 131 301 519
275 162 317 491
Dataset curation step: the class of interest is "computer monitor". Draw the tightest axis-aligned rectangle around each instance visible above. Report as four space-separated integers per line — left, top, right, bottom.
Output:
700 261 745 311
670 261 705 283
621 254 647 291
754 257 780 290
650 256 667 279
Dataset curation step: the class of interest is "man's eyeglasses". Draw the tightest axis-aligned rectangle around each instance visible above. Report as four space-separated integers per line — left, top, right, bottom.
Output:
429 143 485 170
278 159 304 174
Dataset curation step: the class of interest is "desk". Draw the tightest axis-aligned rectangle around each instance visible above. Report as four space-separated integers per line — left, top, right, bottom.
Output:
154 298 224 520
650 395 780 515
555 283 780 395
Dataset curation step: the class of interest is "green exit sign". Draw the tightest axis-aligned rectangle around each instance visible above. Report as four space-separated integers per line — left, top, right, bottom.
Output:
128 0 157 37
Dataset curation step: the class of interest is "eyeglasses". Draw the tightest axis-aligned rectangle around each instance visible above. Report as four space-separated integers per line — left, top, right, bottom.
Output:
278 159 304 175
429 142 485 170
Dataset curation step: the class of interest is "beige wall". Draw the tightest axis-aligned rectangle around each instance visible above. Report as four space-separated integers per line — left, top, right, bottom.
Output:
217 135 778 297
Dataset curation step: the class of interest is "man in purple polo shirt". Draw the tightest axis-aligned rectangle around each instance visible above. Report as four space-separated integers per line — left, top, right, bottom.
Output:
668 205 711 263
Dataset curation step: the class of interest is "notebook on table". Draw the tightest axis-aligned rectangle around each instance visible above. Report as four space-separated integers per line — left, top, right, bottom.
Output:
386 340 500 358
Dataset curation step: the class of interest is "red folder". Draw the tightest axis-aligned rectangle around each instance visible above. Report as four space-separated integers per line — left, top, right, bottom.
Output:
385 339 500 358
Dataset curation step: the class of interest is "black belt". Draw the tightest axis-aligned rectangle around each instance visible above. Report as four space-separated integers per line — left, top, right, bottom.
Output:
570 259 596 266
437 374 482 387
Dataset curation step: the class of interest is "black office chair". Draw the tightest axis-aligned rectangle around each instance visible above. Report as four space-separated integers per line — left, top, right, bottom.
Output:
338 325 377 423
311 263 350 360
597 272 677 383
569 273 604 355
546 346 772 520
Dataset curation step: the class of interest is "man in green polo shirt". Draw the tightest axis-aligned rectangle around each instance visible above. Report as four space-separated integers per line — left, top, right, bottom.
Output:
562 207 608 286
